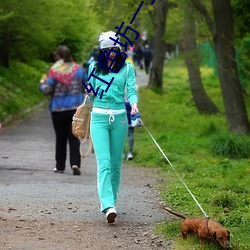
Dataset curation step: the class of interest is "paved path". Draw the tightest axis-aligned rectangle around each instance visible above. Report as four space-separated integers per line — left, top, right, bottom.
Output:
0 71 173 249
0 68 153 223
0 107 164 224
135 68 149 87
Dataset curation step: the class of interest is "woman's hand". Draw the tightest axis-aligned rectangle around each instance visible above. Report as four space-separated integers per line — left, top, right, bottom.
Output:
40 74 47 84
131 103 138 116
86 86 94 96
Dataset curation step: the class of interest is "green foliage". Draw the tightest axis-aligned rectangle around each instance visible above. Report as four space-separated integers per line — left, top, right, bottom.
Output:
210 192 238 209
232 0 250 39
154 221 181 240
129 58 250 249
0 60 49 122
0 0 99 66
201 121 217 136
164 0 213 45
236 37 250 95
165 3 184 44
210 135 250 159
91 0 156 46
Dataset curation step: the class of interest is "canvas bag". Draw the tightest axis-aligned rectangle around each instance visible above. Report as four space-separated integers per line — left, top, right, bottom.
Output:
72 95 93 158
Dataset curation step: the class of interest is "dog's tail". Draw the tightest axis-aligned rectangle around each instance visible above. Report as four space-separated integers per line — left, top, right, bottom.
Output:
162 206 187 220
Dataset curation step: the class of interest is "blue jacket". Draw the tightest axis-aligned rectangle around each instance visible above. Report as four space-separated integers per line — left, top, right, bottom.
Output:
39 67 87 112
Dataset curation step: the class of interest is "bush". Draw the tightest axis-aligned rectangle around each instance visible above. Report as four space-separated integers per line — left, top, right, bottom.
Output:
210 135 250 159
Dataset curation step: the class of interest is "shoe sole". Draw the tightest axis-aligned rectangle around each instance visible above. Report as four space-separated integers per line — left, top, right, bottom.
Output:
107 212 117 223
54 170 64 173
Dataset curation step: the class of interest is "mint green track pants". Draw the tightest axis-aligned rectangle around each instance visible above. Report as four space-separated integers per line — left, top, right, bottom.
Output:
90 111 128 212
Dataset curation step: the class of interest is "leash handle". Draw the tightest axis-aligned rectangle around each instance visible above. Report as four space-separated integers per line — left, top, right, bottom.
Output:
79 136 93 158
78 104 93 158
139 118 209 218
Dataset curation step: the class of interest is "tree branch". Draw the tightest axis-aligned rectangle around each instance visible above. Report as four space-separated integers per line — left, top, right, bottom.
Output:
190 0 216 37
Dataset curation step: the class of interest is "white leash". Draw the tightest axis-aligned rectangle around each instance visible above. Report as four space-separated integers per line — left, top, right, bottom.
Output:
139 118 209 218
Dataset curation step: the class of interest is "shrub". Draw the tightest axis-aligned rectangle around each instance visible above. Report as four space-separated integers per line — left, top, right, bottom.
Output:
210 135 250 159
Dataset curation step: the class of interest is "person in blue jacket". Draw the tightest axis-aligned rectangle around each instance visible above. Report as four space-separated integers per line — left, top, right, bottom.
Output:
86 31 138 223
39 45 87 175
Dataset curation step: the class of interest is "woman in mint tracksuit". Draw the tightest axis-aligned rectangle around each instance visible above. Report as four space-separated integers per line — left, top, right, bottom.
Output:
87 31 138 223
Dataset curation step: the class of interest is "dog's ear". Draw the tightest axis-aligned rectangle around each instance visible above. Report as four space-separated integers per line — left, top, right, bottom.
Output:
227 230 230 240
213 231 217 240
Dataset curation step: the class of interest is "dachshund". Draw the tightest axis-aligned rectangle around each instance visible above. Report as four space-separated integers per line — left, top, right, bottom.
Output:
162 207 231 249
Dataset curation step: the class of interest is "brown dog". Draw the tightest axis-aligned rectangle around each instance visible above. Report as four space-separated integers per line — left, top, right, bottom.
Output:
163 207 231 249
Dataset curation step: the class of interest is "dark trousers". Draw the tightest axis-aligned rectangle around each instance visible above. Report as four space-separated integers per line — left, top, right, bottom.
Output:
125 102 134 153
144 59 151 74
51 110 80 171
127 127 134 152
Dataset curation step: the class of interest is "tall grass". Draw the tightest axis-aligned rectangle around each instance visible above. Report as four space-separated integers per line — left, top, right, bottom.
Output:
130 58 250 250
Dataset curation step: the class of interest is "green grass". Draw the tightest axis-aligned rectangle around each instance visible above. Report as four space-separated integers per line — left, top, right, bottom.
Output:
129 58 250 250
0 60 50 123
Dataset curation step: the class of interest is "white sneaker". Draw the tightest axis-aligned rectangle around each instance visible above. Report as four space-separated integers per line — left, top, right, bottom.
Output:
105 207 117 223
127 152 133 160
53 168 64 173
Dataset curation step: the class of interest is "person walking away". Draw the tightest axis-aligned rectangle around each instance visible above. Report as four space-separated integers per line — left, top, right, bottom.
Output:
124 54 137 161
125 101 135 160
39 45 87 175
86 31 138 223
143 44 152 74
136 45 144 69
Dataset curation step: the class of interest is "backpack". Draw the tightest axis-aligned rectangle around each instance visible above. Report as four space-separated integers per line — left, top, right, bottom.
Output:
72 95 94 158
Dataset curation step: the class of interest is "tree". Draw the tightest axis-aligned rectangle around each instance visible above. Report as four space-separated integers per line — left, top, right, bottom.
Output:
91 0 155 47
184 1 218 114
190 0 250 134
148 0 177 89
0 0 59 66
0 0 98 66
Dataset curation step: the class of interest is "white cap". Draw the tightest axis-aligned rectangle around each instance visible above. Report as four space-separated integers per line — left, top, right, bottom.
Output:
99 31 121 49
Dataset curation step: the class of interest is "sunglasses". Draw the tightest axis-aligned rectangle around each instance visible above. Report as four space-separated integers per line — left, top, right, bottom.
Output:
102 47 120 53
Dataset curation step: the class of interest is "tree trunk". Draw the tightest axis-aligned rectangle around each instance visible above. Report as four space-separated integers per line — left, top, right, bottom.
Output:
184 4 218 114
148 0 169 89
212 0 250 134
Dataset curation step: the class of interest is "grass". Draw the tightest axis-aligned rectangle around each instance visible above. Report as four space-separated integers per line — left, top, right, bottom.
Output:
0 60 50 123
129 58 250 250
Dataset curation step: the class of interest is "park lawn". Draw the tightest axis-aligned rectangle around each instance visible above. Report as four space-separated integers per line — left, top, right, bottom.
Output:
129 58 250 250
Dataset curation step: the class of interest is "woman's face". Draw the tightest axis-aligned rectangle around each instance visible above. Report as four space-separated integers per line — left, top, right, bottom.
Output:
103 47 120 60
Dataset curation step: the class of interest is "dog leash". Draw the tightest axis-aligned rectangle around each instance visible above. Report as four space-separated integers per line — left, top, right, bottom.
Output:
139 118 209 218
